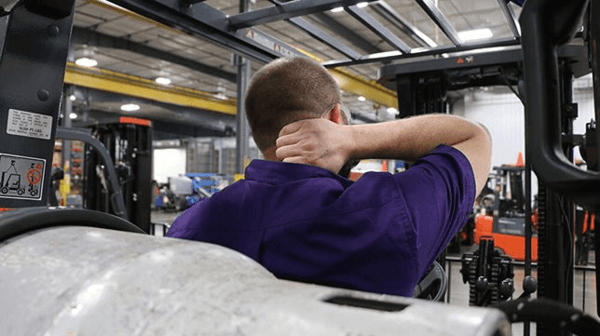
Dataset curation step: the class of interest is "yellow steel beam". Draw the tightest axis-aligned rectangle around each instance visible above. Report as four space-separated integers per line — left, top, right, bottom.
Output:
330 67 398 109
64 63 237 115
85 0 398 109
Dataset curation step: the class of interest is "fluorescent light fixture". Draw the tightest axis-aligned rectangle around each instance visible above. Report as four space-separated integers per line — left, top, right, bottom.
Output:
457 28 493 42
69 113 78 119
387 107 399 115
75 57 98 67
69 95 76 101
155 77 171 85
367 50 402 59
356 2 369 8
358 96 366 102
121 103 140 112
330 7 344 13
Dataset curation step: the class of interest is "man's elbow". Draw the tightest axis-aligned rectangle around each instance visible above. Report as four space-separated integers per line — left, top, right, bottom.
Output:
477 122 492 147
474 124 492 195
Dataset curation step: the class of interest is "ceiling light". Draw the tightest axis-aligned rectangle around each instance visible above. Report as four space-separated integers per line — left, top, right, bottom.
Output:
387 107 399 115
367 50 402 59
121 103 140 112
75 57 98 67
330 7 344 13
358 96 366 102
69 113 78 119
69 95 76 101
214 93 228 100
356 2 369 8
214 82 228 100
458 28 493 42
155 77 171 85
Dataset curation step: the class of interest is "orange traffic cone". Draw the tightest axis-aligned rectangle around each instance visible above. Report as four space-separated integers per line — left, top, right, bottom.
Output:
516 152 524 167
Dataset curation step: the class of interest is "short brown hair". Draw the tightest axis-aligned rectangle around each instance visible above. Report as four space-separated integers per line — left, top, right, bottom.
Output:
245 57 341 152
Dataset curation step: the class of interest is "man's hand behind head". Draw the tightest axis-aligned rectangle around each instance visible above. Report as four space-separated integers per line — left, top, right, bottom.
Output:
275 118 352 174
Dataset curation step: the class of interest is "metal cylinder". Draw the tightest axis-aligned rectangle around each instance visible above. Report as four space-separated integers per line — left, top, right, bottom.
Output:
0 227 509 335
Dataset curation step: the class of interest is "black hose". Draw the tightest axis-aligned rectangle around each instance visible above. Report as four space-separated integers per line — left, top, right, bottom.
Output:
0 207 145 243
492 298 600 336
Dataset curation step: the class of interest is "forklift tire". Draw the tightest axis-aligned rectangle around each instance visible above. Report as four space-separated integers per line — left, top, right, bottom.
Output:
17 189 24 196
1 187 7 194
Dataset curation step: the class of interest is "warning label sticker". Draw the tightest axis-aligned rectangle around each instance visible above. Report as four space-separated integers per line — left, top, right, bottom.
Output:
6 109 53 140
0 153 45 200
245 29 298 57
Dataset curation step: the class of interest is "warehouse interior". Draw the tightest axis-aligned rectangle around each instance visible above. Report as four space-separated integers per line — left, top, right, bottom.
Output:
0 0 599 335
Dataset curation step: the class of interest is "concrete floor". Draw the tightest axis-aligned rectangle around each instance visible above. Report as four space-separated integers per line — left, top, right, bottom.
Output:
151 210 182 228
152 210 598 335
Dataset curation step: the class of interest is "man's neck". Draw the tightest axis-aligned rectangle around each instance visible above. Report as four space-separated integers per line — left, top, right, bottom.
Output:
262 146 279 162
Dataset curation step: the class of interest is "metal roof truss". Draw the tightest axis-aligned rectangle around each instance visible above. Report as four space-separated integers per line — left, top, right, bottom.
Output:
110 0 522 68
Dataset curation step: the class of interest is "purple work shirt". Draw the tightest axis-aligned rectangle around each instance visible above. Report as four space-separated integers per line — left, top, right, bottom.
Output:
167 145 475 297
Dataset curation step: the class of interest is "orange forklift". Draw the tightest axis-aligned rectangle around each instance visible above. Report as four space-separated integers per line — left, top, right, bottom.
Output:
474 163 538 262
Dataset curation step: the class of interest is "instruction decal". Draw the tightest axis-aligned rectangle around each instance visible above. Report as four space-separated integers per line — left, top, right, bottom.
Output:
6 109 53 140
245 29 298 57
0 153 45 200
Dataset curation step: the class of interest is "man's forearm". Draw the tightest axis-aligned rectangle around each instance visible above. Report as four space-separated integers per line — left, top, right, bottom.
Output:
345 113 492 193
275 113 491 193
346 114 486 162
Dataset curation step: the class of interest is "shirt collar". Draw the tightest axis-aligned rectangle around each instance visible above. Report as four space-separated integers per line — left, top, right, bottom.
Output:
245 159 352 186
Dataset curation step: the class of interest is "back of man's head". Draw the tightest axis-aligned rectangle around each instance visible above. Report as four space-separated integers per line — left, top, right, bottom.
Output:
245 57 341 152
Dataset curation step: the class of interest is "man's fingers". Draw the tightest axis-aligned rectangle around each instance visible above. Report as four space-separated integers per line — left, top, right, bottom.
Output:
275 133 300 149
278 120 306 138
282 156 307 164
276 144 300 161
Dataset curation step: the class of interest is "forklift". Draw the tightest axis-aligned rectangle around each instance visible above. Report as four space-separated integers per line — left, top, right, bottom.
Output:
1 160 24 195
0 172 24 195
474 164 539 261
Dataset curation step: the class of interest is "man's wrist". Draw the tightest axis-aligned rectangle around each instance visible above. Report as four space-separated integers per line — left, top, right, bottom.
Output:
342 124 359 162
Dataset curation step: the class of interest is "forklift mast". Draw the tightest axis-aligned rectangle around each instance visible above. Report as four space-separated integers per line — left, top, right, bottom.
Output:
83 118 153 233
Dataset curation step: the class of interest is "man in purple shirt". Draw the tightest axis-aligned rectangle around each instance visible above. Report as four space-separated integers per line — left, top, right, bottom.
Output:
167 57 491 297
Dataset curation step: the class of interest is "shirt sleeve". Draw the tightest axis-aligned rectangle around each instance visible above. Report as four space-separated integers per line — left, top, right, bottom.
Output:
391 145 476 277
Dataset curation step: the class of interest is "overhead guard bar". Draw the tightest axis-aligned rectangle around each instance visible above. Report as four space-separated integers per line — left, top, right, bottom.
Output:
519 0 599 210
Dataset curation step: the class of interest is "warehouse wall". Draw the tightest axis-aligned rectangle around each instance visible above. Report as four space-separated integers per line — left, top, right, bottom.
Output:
153 148 187 184
453 79 595 200
573 89 596 135
453 77 595 170
185 137 261 178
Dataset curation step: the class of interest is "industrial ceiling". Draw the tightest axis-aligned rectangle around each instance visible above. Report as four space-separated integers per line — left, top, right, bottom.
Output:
68 0 523 132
